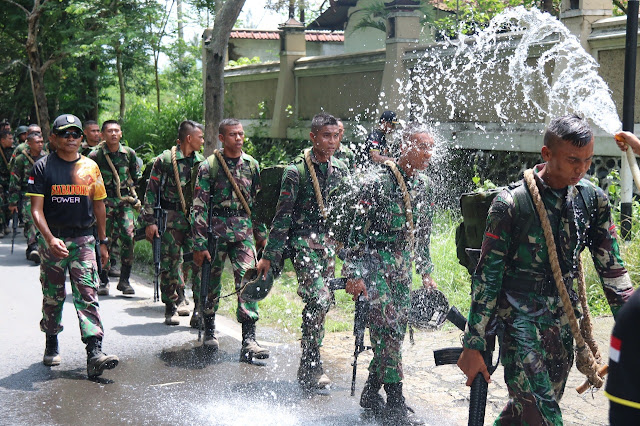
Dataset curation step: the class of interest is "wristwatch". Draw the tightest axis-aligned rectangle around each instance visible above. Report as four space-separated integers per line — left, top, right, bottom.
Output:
99 239 109 245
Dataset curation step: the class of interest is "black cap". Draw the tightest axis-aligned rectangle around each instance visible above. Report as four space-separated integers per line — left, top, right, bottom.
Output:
379 110 398 124
52 114 82 131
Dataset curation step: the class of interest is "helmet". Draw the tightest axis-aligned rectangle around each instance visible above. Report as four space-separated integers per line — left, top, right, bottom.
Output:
240 267 274 302
16 125 29 136
408 287 449 330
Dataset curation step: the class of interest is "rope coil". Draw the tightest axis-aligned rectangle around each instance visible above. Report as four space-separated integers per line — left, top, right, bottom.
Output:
384 160 415 256
304 148 327 220
103 145 141 211
214 149 251 216
170 145 188 216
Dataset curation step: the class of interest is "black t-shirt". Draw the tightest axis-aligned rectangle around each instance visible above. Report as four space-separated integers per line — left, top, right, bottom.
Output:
26 153 107 229
361 129 387 162
605 288 640 409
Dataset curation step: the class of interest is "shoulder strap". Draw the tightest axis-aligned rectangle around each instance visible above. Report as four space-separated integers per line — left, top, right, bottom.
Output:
171 146 187 215
383 160 414 254
22 149 35 165
0 148 8 167
303 148 327 220
213 149 251 216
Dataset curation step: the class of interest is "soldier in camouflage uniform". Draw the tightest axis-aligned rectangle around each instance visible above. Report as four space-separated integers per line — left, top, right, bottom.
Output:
342 126 436 424
335 119 355 169
0 130 15 235
9 131 46 263
89 120 140 295
27 114 119 379
80 120 101 156
142 120 204 325
10 124 42 168
458 115 634 425
256 112 350 387
192 118 269 361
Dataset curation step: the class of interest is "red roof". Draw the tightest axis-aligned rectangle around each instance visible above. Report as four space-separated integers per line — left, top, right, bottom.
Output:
229 29 344 42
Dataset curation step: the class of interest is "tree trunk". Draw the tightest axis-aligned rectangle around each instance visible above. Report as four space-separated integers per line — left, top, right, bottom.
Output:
116 42 126 121
204 0 247 155
25 0 50 137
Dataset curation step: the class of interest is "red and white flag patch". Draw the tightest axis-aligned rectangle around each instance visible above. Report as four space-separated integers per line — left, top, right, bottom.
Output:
610 335 621 363
28 176 34 185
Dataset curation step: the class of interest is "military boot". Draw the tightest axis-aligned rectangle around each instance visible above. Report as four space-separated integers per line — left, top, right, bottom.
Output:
190 299 200 329
164 303 180 325
176 287 190 316
383 382 422 425
240 321 270 362
360 372 385 417
85 336 119 379
27 244 40 264
116 264 135 295
297 346 331 389
108 257 120 277
203 314 218 350
43 334 61 366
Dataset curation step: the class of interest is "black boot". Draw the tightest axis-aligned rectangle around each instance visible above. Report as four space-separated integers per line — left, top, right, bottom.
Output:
85 336 119 379
360 373 385 416
43 334 61 366
116 264 135 295
190 299 200 329
176 286 189 316
108 257 120 277
297 345 331 389
164 303 179 325
203 314 218 350
383 382 422 425
240 322 270 362
27 243 40 264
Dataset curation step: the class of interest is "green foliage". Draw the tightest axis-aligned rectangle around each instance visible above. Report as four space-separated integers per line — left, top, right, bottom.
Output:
227 56 262 67
244 137 310 168
351 0 436 34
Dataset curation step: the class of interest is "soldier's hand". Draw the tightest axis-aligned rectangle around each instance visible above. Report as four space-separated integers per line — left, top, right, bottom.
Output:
422 274 437 290
346 278 367 301
256 258 271 280
256 238 266 251
47 237 69 259
193 250 211 267
100 244 109 268
9 205 17 214
457 347 491 387
615 131 640 155
145 224 159 242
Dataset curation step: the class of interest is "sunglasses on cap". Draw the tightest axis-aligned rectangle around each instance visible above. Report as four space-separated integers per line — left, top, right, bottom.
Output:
56 130 82 139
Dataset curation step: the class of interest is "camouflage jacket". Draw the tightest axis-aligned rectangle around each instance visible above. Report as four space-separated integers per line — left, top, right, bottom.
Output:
0 146 14 188
141 147 204 225
262 149 350 265
8 150 46 205
79 141 99 156
8 142 26 169
334 144 356 169
191 151 267 250
344 165 434 276
88 142 140 206
464 164 634 351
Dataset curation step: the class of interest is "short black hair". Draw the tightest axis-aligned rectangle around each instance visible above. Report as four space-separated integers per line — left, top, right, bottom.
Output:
178 120 204 142
101 120 120 132
27 132 43 142
0 130 11 140
543 114 593 148
218 118 241 135
311 112 338 134
84 120 98 128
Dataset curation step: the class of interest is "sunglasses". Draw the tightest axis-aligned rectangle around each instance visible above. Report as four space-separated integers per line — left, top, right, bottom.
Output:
56 130 82 139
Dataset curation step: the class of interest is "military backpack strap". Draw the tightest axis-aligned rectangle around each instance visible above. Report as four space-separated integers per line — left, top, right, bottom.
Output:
0 147 8 168
303 148 327 220
21 149 35 166
102 143 141 210
383 160 415 255
170 146 188 215
213 149 251 216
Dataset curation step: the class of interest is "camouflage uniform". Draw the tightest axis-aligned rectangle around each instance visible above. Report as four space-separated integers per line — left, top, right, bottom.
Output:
141 147 204 304
463 164 634 425
334 144 356 169
342 166 434 384
88 142 140 273
191 152 267 322
262 150 349 353
9 149 46 247
79 141 99 156
0 145 14 231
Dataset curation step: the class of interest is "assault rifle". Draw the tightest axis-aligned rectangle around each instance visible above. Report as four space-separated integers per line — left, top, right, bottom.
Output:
152 177 167 303
199 195 219 343
94 229 109 286
10 194 20 254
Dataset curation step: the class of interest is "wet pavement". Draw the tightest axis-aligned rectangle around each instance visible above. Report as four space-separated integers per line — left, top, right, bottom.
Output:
0 233 455 425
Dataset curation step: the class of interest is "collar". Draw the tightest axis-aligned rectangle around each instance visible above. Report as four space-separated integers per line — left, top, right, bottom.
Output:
101 141 126 155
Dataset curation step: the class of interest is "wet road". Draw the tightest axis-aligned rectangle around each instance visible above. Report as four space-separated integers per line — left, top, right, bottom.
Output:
1 232 454 425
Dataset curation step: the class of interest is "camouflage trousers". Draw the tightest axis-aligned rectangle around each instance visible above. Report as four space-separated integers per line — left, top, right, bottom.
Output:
38 235 104 339
20 197 38 246
366 249 411 384
292 244 335 349
495 304 574 426
159 210 199 304
203 238 258 323
104 201 135 269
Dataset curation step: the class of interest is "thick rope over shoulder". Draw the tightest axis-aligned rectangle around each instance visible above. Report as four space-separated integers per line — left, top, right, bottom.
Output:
523 169 605 390
103 145 141 211
0 148 8 168
384 160 415 255
304 148 327 220
170 145 188 215
21 149 35 165
214 149 251 216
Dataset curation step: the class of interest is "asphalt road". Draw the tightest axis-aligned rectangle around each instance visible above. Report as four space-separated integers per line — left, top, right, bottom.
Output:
0 231 454 425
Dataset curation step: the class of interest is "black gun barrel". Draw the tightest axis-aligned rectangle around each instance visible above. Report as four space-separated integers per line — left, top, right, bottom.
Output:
447 305 468 332
11 211 18 254
152 235 161 302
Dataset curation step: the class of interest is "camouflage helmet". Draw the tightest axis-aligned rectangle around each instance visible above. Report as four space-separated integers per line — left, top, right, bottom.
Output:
240 267 274 302
408 287 449 330
15 125 29 136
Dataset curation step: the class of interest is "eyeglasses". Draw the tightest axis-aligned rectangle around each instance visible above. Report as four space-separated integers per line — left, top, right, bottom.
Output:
56 130 82 139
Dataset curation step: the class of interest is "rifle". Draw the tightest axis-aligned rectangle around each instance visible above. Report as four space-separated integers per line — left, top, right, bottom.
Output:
94 229 109 286
152 176 167 303
199 195 219 343
10 193 20 254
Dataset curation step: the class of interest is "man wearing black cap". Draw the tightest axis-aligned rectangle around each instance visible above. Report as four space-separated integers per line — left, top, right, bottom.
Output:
27 114 119 379
358 110 398 166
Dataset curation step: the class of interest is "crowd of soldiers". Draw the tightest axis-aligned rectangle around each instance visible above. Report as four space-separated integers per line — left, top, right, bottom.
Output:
2 109 639 425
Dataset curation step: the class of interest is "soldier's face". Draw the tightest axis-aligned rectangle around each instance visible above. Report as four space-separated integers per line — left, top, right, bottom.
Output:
53 127 82 154
102 123 122 146
84 124 101 145
0 135 11 148
219 124 244 154
18 133 27 142
337 121 344 143
404 132 434 171
186 127 204 152
27 135 44 155
541 138 594 188
310 125 339 158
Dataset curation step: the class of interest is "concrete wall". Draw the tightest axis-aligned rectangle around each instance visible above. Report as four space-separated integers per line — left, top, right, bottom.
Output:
223 63 279 120
228 39 345 63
